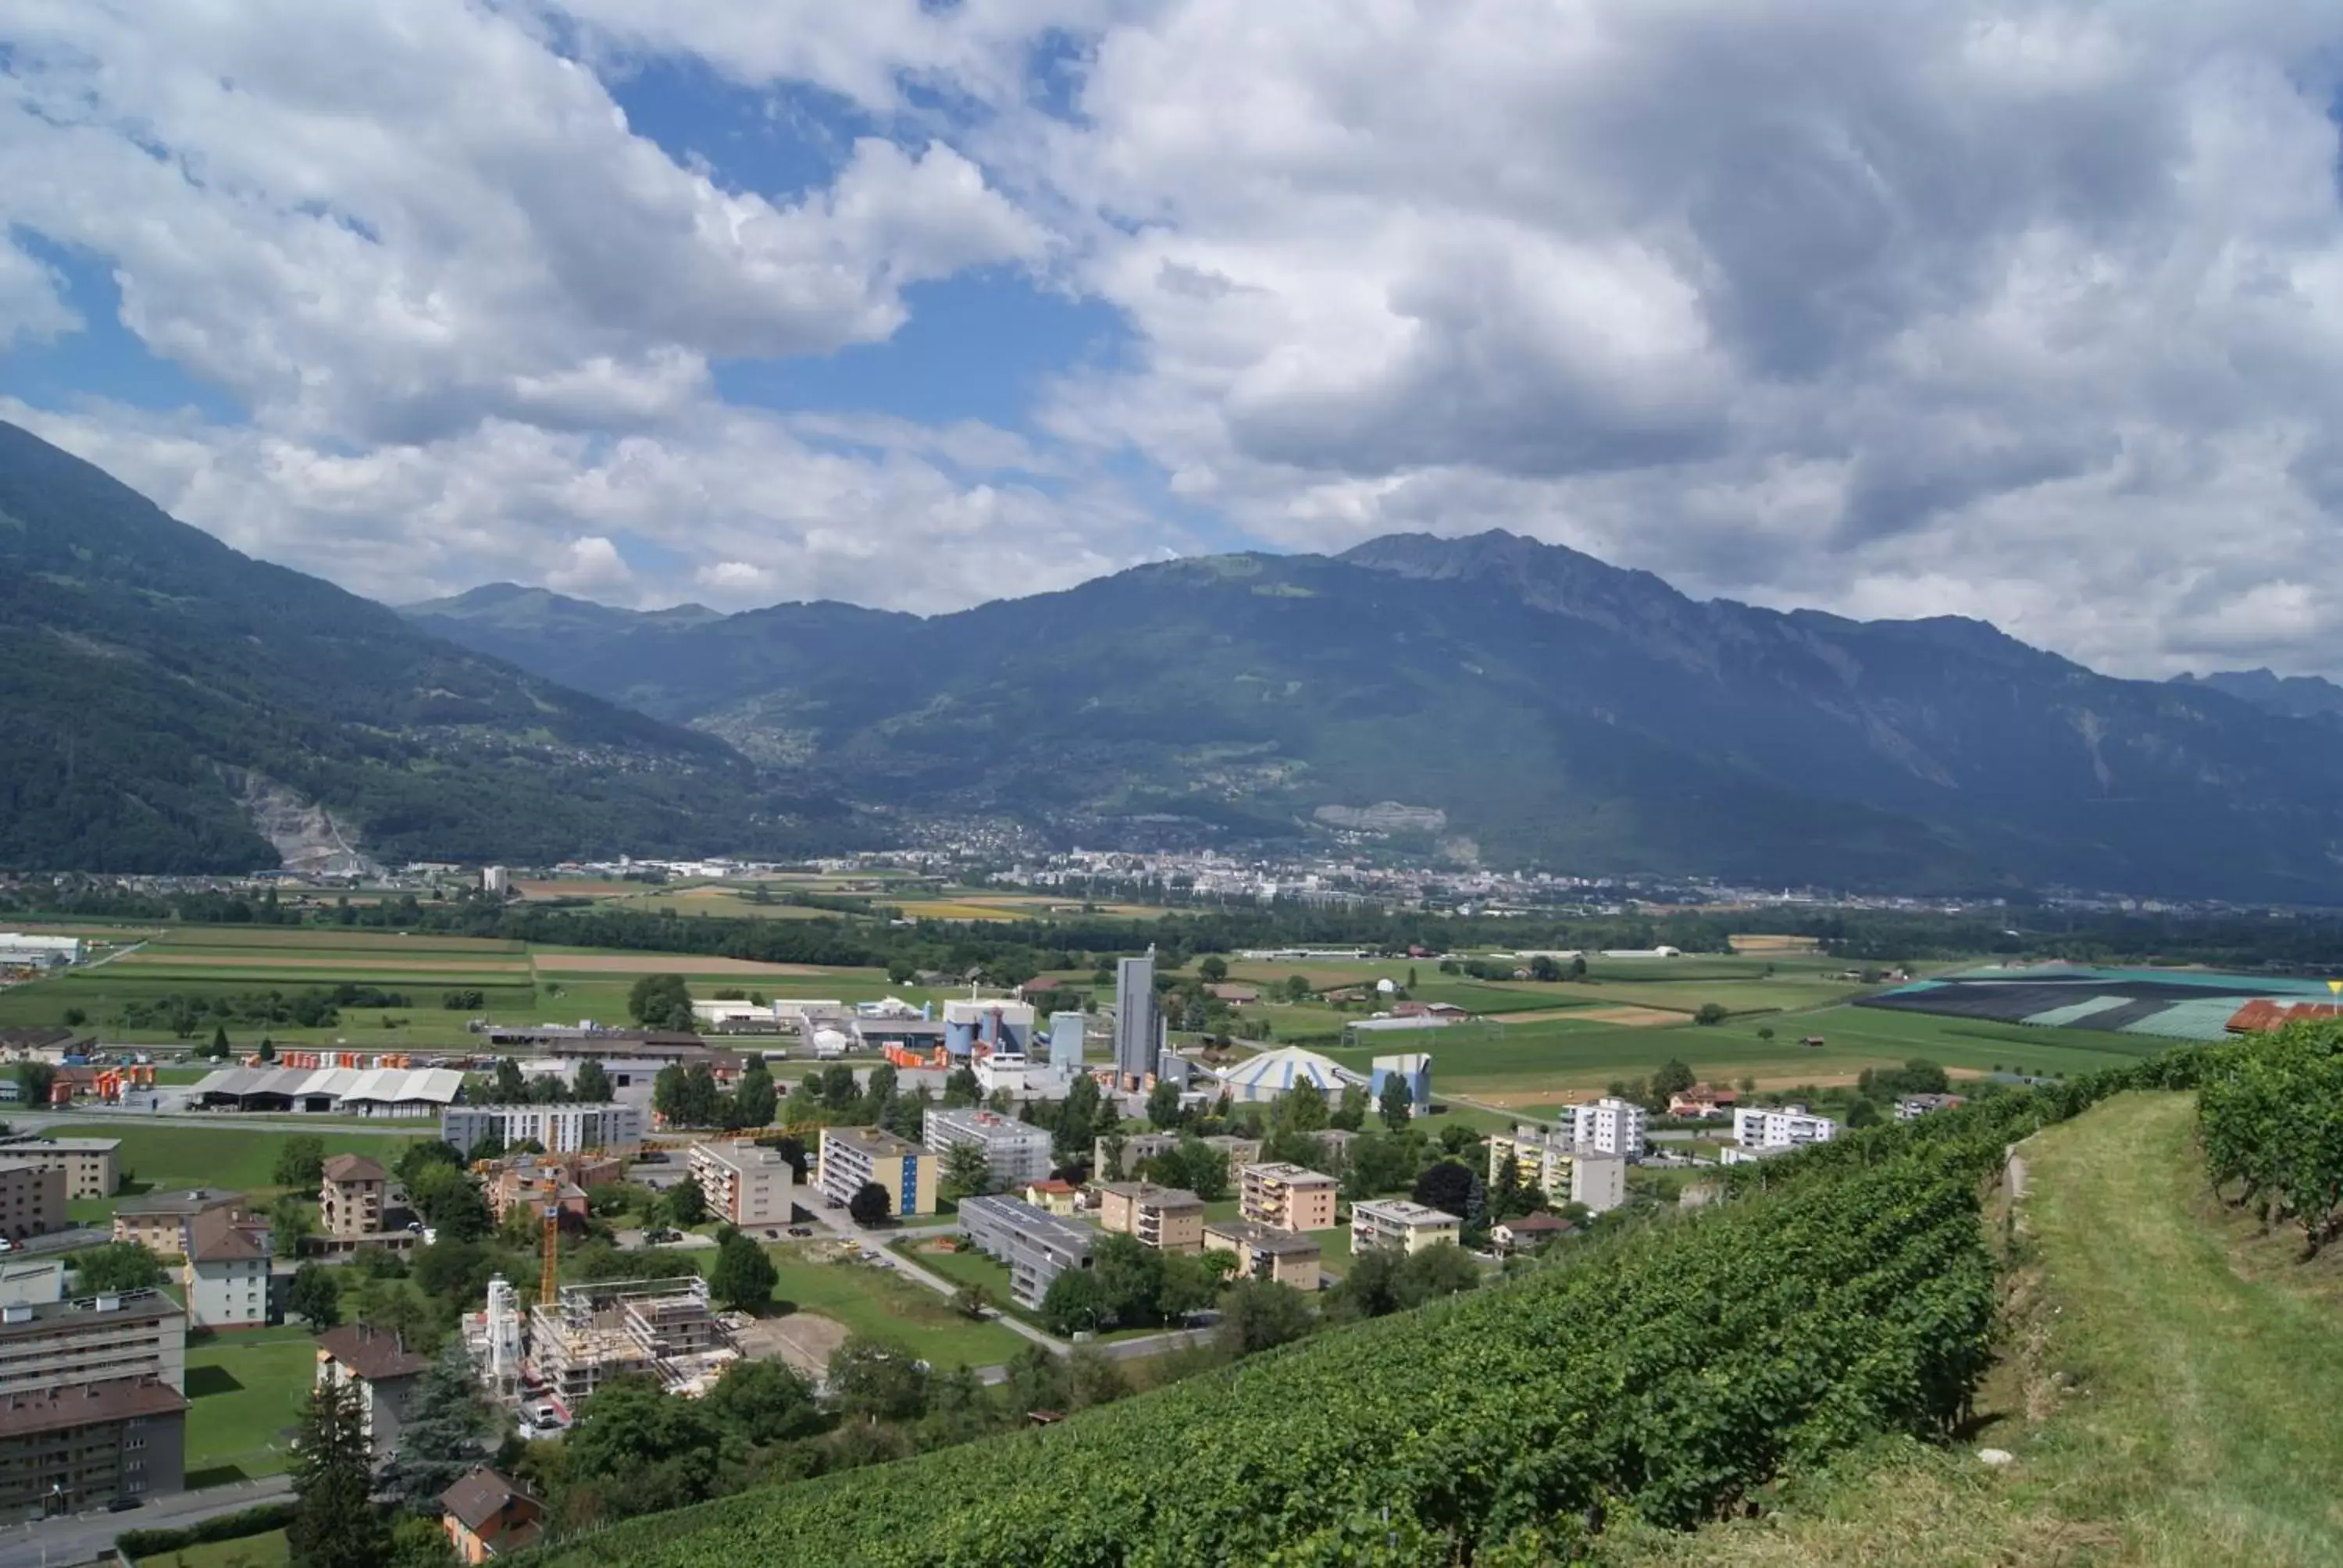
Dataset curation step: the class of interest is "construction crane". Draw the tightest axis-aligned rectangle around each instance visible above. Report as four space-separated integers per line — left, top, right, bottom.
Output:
540 1199 559 1307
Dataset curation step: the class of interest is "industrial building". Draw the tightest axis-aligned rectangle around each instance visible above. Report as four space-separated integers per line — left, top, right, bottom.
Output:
189 1065 465 1117
526 1277 738 1402
440 1102 645 1159
943 998 1035 1057
1216 1046 1356 1105
689 1141 796 1228
922 1107 1054 1189
1349 1199 1462 1255
0 932 83 968
1201 1219 1321 1289
816 1126 936 1217
0 1166 64 1245
959 1195 1097 1310
1095 1183 1205 1253
1239 1163 1340 1233
0 1134 121 1201
1047 1010 1087 1070
1113 951 1162 1086
1367 1053 1433 1117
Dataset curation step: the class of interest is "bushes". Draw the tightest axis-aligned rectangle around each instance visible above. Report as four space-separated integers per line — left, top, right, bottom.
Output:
117 1500 296 1559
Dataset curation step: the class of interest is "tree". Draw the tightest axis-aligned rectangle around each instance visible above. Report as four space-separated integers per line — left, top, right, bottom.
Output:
526 1074 569 1105
1282 975 1313 1003
274 1134 328 1190
565 1374 726 1520
829 1335 929 1423
1040 1266 1114 1336
405 1164 491 1242
1052 1074 1106 1164
1694 1003 1728 1026
61 1006 87 1028
1275 1082 1328 1135
886 957 917 985
626 974 696 1032
1413 1160 1475 1217
1157 1137 1230 1202
210 1023 230 1057
71 1241 165 1292
1649 1059 1696 1102
950 1283 991 1320
664 1178 708 1228
289 1376 394 1568
380 1341 496 1513
572 1058 612 1102
1067 1345 1132 1409
733 1056 779 1129
652 1063 689 1126
858 1062 899 1124
1328 1245 1408 1320
1332 1082 1369 1131
1197 955 1229 983
13 1062 54 1110
1756 1026 1776 1042
1091 1234 1167 1327
1847 1099 1881 1128
271 1194 316 1259
1341 1132 1418 1199
1221 1278 1314 1355
490 1056 526 1105
847 1181 893 1227
288 1261 341 1328
704 1356 820 1445
708 1232 779 1313
395 1141 463 1188
1378 1073 1414 1129
942 1066 982 1107
1156 1249 1227 1320
1528 955 1563 982
1570 955 1589 981
258 1036 277 1063
1400 1242 1482 1303
940 1139 994 1201
1003 1343 1069 1415
1146 1078 1186 1131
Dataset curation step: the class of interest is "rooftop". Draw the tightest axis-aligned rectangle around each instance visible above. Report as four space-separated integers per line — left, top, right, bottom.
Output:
0 1376 187 1438
691 1140 793 1171
960 1194 1100 1253
114 1188 244 1219
1242 1162 1337 1185
322 1153 389 1184
0 1134 122 1154
316 1323 432 1381
1202 1218 1322 1256
186 1208 269 1263
1353 1199 1460 1226
0 1288 184 1336
822 1125 925 1158
1097 1182 1204 1211
440 1466 541 1534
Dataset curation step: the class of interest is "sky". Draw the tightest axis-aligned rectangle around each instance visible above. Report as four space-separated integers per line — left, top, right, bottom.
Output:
4 2 2343 679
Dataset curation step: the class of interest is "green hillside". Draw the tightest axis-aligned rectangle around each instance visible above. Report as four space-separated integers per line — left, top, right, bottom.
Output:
0 422 847 871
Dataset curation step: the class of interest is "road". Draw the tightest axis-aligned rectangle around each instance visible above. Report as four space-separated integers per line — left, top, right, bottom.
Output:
0 1476 291 1568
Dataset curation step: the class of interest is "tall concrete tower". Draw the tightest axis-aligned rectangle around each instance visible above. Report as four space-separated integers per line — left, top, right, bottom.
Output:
1114 949 1160 1085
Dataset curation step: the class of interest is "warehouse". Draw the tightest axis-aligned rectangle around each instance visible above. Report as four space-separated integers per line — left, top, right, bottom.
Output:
187 1066 465 1118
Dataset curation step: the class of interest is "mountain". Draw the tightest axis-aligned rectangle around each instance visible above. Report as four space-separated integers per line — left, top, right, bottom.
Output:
2173 668 2343 722
0 422 841 873
409 531 2343 900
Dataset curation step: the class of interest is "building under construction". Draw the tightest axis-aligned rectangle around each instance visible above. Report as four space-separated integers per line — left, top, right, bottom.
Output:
522 1277 738 1403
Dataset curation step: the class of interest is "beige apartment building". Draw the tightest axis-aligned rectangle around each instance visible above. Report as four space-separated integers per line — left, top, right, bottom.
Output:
0 1165 64 1245
1202 1218 1321 1289
1238 1163 1339 1233
1349 1199 1461 1256
689 1141 796 1228
0 1134 120 1202
320 1154 390 1238
1094 1183 1205 1253
112 1190 245 1256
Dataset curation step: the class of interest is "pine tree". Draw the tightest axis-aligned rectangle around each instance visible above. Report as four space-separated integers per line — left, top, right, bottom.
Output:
289 1377 394 1568
378 1342 495 1514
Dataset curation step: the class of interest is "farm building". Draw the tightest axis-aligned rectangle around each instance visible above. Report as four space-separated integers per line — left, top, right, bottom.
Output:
189 1065 465 1117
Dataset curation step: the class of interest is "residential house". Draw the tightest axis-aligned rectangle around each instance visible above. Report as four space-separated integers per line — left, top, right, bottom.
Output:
1895 1094 1967 1121
1238 1163 1339 1233
1666 1087 1738 1120
689 1141 796 1228
320 1154 390 1239
0 1165 64 1245
1022 1178 1079 1216
112 1190 247 1257
1094 1184 1205 1253
1731 1105 1840 1150
0 1134 120 1201
1491 1212 1574 1253
959 1196 1097 1311
315 1324 433 1457
1348 1199 1460 1255
440 1466 544 1561
0 1377 187 1517
182 1208 274 1329
1200 1219 1321 1290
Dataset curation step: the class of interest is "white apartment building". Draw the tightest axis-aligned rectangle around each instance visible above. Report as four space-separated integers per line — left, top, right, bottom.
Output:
1732 1104 1840 1150
1348 1199 1460 1255
922 1107 1055 1189
690 1140 796 1228
440 1102 644 1159
182 1210 272 1329
1567 1097 1648 1157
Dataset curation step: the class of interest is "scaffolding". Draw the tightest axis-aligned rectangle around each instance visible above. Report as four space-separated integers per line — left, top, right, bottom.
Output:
525 1277 739 1403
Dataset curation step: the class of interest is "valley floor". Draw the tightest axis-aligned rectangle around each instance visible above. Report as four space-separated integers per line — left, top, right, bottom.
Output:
1604 1091 2343 1567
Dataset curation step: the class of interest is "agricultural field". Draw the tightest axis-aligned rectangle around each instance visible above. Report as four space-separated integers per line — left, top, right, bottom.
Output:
762 1245 1028 1367
182 1326 318 1485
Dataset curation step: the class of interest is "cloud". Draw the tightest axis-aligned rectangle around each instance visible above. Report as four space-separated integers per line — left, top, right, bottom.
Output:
0 237 79 347
547 536 635 597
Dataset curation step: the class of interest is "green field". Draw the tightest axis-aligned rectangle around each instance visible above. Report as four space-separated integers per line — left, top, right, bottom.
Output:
764 1247 1027 1367
137 1531 291 1568
183 1327 317 1485
1609 1091 2343 1566
41 1121 431 1200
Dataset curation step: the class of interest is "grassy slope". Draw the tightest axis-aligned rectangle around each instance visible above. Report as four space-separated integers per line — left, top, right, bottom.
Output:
183 1327 318 1484
1603 1091 2343 1566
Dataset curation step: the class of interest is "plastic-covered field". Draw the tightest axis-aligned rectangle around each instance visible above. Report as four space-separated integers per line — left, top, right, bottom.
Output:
2117 996 2262 1042
2020 995 2137 1028
1859 964 2327 1043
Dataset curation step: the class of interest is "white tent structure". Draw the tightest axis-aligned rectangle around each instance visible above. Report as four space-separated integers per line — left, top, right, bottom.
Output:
190 1065 464 1117
1211 1046 1366 1104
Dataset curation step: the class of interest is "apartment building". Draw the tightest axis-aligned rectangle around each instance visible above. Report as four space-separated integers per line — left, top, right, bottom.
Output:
183 1209 273 1330
1093 1132 1262 1180
1566 1097 1648 1157
440 1102 645 1159
1349 1199 1461 1255
0 1288 187 1400
1567 1151 1627 1214
1094 1183 1205 1253
1201 1218 1321 1290
922 1107 1054 1189
0 1259 65 1308
1485 1127 1628 1214
816 1127 936 1218
0 1164 63 1244
1731 1104 1840 1150
0 1134 120 1201
959 1195 1097 1310
316 1324 433 1456
320 1153 390 1238
1238 1163 1340 1233
112 1190 248 1257
0 1377 188 1519
690 1141 796 1228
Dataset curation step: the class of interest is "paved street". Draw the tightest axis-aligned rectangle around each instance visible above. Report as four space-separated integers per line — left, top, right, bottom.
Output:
0 1477 291 1568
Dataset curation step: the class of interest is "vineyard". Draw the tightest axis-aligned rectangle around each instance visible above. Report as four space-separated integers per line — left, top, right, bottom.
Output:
2198 1021 2343 1253
528 1049 2212 1567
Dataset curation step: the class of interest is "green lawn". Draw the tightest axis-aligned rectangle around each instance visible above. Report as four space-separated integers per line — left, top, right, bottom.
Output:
137 1529 290 1568
763 1247 1026 1367
183 1327 318 1486
1608 1091 2343 1566
41 1122 432 1205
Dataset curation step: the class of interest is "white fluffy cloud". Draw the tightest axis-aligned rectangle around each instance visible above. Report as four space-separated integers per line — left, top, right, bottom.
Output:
6 0 2343 675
